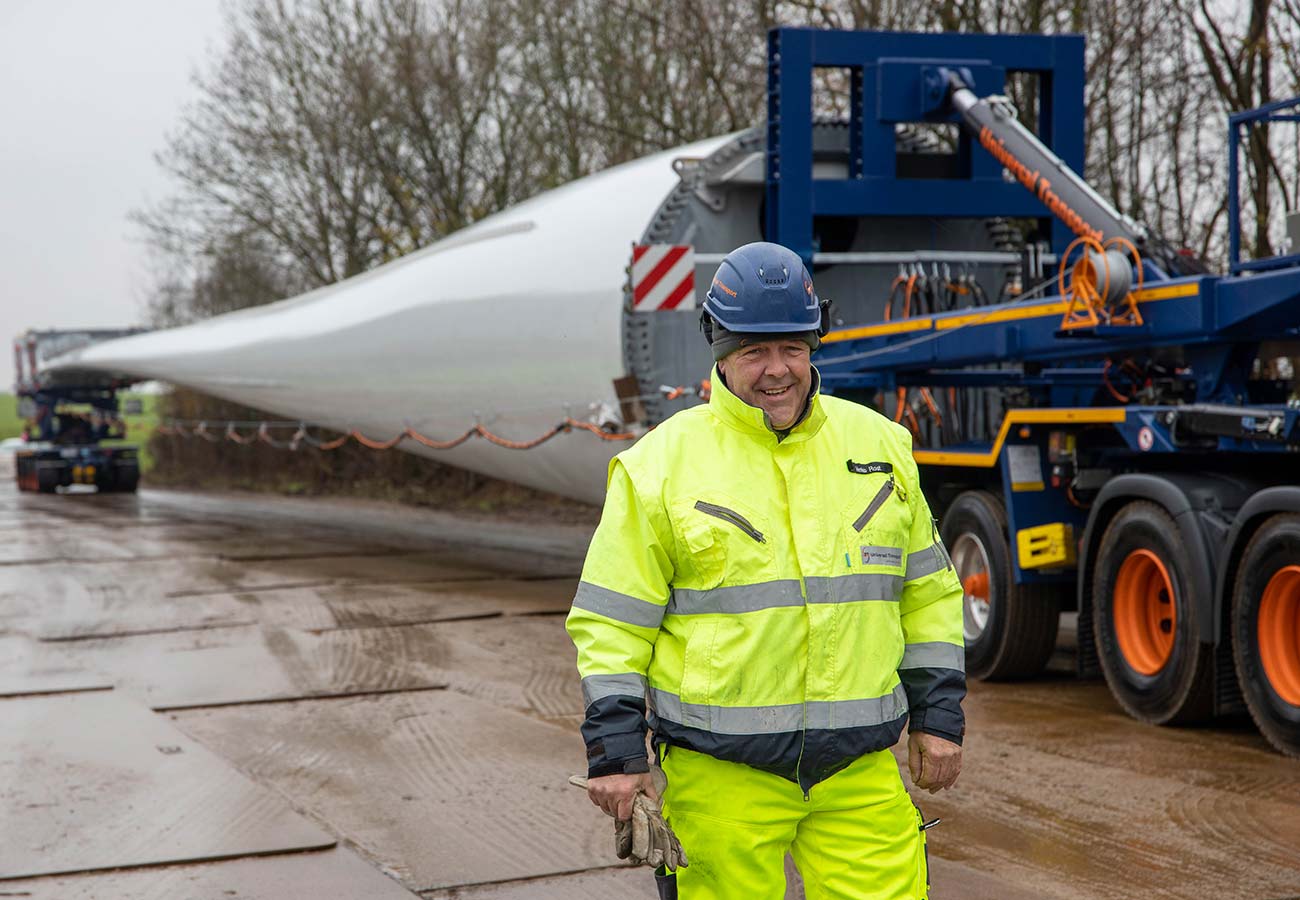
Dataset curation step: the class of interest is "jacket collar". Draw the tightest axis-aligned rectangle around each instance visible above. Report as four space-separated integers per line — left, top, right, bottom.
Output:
708 365 826 445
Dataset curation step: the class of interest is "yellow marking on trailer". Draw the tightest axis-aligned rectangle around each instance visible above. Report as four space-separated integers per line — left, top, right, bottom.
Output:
823 317 933 343
1017 522 1078 569
912 407 1127 469
1131 282 1200 302
825 280 1201 343
936 300 1068 330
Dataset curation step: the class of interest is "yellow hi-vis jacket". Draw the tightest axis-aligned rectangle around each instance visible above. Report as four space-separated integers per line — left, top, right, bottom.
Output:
566 368 965 793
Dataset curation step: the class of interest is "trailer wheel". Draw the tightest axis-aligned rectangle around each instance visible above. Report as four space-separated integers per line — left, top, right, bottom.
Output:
1231 514 1300 757
36 465 61 494
941 490 1061 680
1093 501 1213 724
114 461 140 493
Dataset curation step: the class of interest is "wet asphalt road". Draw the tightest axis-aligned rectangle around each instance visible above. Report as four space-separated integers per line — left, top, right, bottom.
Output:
0 459 1297 899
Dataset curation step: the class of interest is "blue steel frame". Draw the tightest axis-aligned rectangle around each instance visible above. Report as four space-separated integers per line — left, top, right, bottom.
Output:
763 58 1300 585
21 386 125 443
1228 95 1300 274
815 267 1300 405
765 27 1086 264
997 402 1300 585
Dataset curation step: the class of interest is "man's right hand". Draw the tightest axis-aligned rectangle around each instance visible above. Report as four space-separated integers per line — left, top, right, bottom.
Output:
586 772 657 821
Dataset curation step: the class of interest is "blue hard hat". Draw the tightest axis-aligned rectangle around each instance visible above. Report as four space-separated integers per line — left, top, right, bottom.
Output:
702 242 823 334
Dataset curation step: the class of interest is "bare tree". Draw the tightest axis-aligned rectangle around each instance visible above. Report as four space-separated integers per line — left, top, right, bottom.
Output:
137 0 393 288
1185 0 1294 258
140 0 1300 318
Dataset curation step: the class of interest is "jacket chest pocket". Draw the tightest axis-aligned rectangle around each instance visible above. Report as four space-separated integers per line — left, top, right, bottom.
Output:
671 495 776 591
840 470 910 581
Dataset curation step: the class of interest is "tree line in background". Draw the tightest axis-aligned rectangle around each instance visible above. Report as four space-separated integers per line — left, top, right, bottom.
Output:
137 0 1299 496
139 0 1300 325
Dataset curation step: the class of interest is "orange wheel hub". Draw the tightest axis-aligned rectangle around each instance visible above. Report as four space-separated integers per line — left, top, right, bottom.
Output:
1114 549 1176 675
962 571 989 599
1259 565 1300 707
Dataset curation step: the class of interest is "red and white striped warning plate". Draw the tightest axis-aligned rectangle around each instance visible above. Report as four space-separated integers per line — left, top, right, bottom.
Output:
631 244 695 311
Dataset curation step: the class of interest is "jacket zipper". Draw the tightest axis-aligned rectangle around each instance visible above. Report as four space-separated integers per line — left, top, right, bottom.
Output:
852 478 896 532
695 500 766 543
819 475 897 795
796 720 810 801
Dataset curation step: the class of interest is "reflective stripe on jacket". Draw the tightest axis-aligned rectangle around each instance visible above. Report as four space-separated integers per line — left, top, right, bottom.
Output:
566 367 965 792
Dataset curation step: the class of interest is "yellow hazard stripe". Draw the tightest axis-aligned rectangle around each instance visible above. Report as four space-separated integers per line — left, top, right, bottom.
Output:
1131 282 1200 302
822 281 1200 344
935 300 1066 331
912 408 1128 469
824 317 934 342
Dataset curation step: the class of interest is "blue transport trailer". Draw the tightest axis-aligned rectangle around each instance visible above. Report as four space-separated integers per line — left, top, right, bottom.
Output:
12 329 147 494
759 28 1300 755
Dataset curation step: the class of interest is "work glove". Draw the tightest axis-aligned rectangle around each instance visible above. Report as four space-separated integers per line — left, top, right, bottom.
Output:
568 766 688 871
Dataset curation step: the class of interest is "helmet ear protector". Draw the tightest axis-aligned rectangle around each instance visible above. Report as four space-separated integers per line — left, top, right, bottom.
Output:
700 308 715 344
699 298 832 345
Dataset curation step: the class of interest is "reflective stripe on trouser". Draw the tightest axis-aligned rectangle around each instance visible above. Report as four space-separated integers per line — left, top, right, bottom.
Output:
660 746 928 900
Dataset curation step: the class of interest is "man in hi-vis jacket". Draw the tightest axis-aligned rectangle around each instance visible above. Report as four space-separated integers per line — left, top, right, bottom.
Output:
566 241 966 899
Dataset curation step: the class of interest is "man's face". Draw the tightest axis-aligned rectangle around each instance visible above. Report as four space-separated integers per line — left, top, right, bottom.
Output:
718 338 812 430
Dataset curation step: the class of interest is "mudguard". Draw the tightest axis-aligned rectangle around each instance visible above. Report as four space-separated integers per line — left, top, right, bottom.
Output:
1213 485 1300 610
1076 472 1257 677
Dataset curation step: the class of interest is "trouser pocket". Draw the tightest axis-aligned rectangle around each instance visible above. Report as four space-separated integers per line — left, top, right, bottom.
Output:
914 804 933 899
655 866 678 900
920 832 930 896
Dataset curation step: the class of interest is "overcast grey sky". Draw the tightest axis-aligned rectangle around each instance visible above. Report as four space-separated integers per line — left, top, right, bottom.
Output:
1 0 223 388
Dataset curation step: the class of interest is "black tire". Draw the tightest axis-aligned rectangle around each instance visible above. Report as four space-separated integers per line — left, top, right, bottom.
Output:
1231 514 1300 757
115 461 140 493
941 490 1061 680
95 467 116 493
1093 501 1213 725
36 464 61 494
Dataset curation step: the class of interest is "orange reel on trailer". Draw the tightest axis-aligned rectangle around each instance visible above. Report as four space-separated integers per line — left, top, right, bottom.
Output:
1059 236 1145 330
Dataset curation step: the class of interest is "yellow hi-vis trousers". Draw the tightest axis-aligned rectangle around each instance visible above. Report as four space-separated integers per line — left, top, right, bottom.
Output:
660 746 929 900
